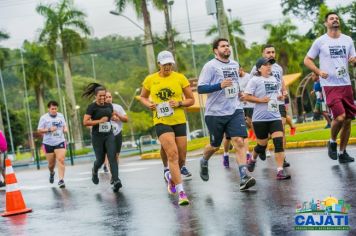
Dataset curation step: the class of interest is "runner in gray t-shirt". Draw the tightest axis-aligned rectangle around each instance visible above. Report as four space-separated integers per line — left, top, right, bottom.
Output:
37 101 68 188
304 12 356 163
242 58 291 180
197 38 256 191
222 67 254 169
250 44 290 167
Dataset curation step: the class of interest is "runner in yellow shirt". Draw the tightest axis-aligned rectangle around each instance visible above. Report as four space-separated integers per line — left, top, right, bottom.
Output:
140 51 194 205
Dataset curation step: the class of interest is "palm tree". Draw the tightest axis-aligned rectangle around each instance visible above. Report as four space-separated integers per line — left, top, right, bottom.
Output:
36 0 91 148
114 0 156 73
22 41 54 115
206 18 247 57
263 19 300 73
152 0 176 59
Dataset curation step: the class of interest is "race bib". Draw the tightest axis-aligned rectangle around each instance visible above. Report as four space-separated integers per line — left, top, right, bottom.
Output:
99 122 111 133
224 82 239 98
267 99 279 112
156 102 174 118
336 66 347 79
52 130 62 138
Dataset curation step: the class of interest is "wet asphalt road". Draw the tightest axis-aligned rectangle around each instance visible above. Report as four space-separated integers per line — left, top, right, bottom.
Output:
1 146 356 236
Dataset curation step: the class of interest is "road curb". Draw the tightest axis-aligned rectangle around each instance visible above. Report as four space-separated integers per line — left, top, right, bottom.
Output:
140 138 356 160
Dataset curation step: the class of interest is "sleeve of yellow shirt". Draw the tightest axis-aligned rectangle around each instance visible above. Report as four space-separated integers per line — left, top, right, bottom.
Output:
142 75 151 91
180 74 190 89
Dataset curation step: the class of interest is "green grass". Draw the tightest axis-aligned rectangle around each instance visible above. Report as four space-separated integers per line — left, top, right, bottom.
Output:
14 147 93 161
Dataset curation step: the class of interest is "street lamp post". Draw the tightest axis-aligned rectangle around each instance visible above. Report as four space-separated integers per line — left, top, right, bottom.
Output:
109 10 156 74
91 54 97 80
185 0 208 137
20 49 35 154
0 69 15 154
54 60 64 112
227 8 238 61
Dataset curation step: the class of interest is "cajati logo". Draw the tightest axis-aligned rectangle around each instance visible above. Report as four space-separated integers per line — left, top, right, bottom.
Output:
294 196 350 231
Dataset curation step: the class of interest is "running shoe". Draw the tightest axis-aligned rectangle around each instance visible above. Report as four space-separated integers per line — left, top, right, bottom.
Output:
165 171 176 194
338 151 355 164
0 181 5 187
283 159 290 168
58 179 65 188
324 124 331 129
181 166 192 178
49 171 55 184
222 155 230 168
246 154 256 172
266 150 271 158
178 191 190 206
327 141 338 160
103 165 109 173
92 167 99 185
290 127 296 136
240 175 256 191
112 179 122 192
276 169 291 180
200 159 209 181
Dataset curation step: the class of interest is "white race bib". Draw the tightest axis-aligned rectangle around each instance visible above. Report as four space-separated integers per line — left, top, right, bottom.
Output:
224 82 239 99
99 122 111 133
336 66 347 79
268 99 279 112
156 102 174 118
52 130 62 138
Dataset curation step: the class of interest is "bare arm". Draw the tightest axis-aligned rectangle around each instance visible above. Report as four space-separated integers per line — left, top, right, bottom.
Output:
304 56 328 79
112 112 128 123
83 114 108 127
170 86 195 108
140 87 156 110
242 93 270 104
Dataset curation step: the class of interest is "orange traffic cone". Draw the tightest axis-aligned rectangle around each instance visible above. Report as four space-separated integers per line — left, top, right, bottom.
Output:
2 159 32 217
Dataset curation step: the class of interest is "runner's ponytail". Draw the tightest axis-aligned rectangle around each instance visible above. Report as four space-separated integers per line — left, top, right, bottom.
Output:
82 83 106 98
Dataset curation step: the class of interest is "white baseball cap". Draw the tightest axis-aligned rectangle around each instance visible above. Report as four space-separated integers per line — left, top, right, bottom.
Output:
157 50 175 65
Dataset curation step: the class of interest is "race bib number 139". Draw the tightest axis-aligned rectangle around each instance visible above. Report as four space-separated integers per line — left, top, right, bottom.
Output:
156 102 174 118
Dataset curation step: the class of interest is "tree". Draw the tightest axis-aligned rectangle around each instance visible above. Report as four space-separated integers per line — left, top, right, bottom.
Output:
114 0 156 73
206 18 247 57
0 31 10 69
152 0 176 59
36 0 91 148
22 41 55 115
281 0 324 20
263 19 300 74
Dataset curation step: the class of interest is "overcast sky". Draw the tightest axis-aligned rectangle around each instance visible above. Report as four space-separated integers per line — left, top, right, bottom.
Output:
0 0 352 49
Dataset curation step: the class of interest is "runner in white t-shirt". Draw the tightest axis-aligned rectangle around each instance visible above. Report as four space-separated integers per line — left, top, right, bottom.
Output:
222 66 254 168
104 91 128 182
243 58 291 180
37 101 68 188
304 12 356 163
250 44 290 167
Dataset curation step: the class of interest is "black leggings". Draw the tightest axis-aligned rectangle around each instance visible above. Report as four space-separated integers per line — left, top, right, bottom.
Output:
92 134 118 181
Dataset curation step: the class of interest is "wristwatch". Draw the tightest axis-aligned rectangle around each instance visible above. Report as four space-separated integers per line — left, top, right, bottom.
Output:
178 101 183 107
